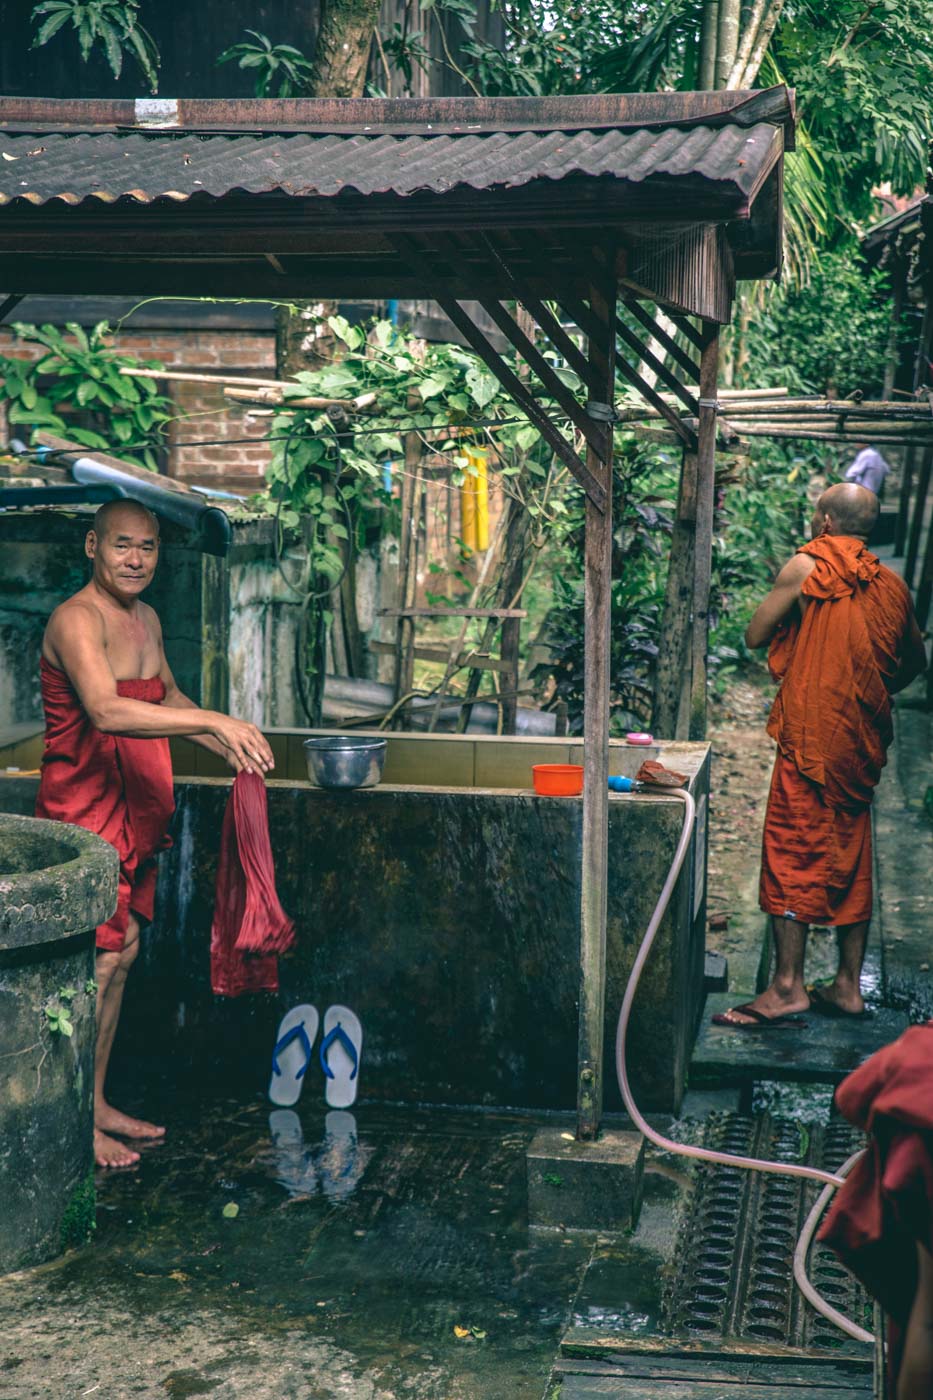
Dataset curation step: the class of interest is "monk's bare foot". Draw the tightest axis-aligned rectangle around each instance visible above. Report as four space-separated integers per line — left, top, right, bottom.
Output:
96 1101 165 1140
808 981 866 1016
95 1128 140 1169
714 987 810 1026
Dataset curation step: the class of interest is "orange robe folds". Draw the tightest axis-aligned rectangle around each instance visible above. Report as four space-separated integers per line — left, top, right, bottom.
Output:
35 657 175 952
759 535 916 926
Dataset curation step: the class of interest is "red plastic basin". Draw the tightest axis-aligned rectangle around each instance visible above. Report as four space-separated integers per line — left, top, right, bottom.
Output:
532 763 584 797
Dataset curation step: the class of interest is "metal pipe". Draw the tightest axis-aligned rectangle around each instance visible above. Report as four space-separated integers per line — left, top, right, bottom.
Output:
46 453 232 556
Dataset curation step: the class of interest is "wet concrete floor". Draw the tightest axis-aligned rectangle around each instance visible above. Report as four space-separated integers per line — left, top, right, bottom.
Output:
0 1082 624 1399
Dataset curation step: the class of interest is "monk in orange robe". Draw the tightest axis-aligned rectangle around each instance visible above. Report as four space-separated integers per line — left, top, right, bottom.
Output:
714 483 926 1029
37 499 275 1166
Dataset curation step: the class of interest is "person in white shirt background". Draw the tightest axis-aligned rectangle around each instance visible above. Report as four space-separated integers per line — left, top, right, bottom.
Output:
844 442 890 497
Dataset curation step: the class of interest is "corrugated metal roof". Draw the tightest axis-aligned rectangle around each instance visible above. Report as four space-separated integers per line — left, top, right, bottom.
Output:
0 121 781 208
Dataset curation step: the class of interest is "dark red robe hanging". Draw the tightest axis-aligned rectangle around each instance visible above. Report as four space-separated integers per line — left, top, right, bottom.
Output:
209 770 295 998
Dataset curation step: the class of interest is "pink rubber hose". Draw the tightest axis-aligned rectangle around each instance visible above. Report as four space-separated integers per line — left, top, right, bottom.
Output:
614 787 872 1345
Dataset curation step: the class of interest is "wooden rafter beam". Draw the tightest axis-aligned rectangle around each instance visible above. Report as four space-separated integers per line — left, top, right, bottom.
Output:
475 234 599 392
464 289 610 458
614 351 696 449
670 314 707 354
625 301 700 382
388 232 608 513
615 322 699 416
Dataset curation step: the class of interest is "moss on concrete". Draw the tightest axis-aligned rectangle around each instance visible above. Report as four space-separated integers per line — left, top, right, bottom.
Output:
61 1169 96 1251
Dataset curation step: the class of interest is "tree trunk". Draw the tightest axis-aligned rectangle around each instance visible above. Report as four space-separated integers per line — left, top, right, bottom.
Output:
699 1 719 89
715 0 740 88
733 0 785 88
308 0 383 98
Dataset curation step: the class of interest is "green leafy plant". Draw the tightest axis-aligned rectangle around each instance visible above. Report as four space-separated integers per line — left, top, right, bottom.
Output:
30 1 160 92
379 22 433 91
216 30 314 96
45 1003 74 1038
0 322 173 471
263 309 582 718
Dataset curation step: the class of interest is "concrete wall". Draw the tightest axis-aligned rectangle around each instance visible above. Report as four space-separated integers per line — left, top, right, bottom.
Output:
0 739 710 1113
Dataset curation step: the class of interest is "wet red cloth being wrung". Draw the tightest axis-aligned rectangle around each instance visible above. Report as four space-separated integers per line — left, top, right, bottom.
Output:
210 771 296 998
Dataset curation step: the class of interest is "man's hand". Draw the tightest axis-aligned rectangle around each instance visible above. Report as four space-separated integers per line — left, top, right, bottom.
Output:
209 716 275 775
745 553 817 650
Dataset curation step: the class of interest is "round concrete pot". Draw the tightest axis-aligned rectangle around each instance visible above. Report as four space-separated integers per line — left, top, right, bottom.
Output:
0 813 118 1273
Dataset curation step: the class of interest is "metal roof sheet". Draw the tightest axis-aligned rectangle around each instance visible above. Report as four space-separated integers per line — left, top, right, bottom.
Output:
0 121 781 208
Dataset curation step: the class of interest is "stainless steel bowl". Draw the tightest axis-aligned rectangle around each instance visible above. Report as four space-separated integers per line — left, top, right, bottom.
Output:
303 736 387 790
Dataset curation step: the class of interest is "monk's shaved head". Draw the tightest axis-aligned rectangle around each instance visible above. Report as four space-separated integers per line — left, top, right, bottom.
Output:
814 483 878 542
92 498 159 540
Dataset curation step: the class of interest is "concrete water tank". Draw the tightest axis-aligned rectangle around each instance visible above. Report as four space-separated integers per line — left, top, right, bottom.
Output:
0 814 117 1272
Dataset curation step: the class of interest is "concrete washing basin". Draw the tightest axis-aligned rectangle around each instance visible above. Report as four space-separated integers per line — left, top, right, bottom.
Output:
0 813 117 1273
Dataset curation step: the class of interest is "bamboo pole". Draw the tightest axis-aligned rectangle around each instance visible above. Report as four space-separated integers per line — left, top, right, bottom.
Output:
121 365 376 411
224 386 377 411
699 0 719 88
715 0 741 88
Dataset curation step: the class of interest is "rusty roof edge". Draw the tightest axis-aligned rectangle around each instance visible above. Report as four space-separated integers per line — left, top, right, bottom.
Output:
0 87 796 146
861 193 928 248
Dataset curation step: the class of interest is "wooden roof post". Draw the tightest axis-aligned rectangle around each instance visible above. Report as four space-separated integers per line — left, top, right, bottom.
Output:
576 267 617 1142
654 448 699 740
688 322 721 742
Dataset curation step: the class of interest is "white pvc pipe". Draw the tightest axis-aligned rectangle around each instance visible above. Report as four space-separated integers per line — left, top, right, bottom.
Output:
614 787 875 1344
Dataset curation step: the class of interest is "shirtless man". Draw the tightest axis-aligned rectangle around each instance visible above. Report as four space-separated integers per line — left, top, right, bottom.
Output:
37 499 275 1168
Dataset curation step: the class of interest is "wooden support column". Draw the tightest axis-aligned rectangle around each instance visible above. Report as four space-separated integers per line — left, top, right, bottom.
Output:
576 272 617 1142
899 300 933 559
688 322 721 741
654 449 699 739
895 448 916 558
905 446 933 590
915 499 933 629
392 414 421 721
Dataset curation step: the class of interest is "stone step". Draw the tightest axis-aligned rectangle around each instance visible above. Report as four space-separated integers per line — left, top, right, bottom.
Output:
691 993 909 1087
552 1342 872 1397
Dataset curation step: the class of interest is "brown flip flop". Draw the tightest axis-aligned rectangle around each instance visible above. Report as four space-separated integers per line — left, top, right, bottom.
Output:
711 1002 808 1030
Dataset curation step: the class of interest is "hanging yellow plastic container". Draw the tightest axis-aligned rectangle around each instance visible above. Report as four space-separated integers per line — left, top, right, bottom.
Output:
460 445 489 553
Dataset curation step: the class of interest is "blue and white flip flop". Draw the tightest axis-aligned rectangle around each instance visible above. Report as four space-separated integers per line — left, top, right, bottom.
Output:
268 1004 319 1107
319 1005 363 1109
268 1109 318 1197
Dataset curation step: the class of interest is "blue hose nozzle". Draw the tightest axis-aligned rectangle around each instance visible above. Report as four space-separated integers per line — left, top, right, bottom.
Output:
608 776 643 793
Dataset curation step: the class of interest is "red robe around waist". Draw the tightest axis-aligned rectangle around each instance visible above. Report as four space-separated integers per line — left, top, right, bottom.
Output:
35 657 175 951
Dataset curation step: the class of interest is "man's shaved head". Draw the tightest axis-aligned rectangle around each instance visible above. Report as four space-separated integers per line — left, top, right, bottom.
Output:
91 498 159 540
813 483 878 541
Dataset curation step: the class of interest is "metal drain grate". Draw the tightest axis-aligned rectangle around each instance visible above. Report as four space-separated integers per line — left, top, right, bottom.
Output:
662 1111 873 1352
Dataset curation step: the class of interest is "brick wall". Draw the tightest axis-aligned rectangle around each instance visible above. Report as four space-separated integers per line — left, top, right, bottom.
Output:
0 325 276 494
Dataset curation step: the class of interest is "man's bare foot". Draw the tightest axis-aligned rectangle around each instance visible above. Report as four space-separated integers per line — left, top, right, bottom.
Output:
713 987 811 1027
808 982 866 1016
94 1128 140 1169
96 1101 165 1140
